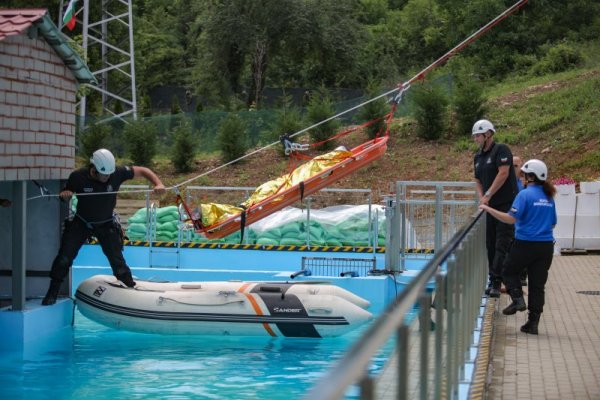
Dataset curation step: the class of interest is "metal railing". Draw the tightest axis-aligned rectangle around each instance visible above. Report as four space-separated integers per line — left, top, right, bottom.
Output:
386 181 478 271
304 209 487 400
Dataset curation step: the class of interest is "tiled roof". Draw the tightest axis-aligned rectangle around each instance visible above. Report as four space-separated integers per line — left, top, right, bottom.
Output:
0 9 97 85
0 8 47 40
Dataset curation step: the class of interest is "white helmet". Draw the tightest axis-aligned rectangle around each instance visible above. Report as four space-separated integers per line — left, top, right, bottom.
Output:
90 148 115 174
521 159 548 181
472 119 495 135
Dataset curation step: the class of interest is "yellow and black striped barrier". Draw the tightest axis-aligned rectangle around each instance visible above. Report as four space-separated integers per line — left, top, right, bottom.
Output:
88 239 434 254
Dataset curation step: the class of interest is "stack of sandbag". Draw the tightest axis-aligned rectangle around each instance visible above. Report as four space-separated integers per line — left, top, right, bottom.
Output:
126 207 149 240
154 206 180 241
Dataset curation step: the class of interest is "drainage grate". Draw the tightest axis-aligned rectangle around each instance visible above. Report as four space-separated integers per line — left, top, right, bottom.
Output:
576 291 600 296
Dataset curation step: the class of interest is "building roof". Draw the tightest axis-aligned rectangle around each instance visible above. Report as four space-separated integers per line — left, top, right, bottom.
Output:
0 9 97 85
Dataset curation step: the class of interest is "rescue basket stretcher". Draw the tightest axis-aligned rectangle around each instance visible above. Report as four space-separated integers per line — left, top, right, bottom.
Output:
179 135 388 240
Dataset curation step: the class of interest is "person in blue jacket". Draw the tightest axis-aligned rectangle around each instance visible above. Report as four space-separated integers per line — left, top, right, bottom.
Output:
480 159 557 335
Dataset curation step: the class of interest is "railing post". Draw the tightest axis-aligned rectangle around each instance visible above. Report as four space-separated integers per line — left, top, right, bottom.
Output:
434 184 443 253
397 323 410 400
434 271 446 400
384 193 399 272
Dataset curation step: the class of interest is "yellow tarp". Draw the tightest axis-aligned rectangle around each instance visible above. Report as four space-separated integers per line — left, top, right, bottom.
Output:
201 148 352 227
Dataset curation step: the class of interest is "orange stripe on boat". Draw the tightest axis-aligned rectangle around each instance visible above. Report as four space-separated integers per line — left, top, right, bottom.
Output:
238 283 277 337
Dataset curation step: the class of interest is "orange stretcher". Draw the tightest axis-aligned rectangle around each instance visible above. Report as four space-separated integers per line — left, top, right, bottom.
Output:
178 135 388 240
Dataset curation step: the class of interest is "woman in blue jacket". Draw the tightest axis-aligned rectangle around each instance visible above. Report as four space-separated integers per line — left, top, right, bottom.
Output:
480 159 557 335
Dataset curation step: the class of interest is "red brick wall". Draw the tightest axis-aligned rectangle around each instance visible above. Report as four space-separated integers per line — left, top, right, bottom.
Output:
0 32 78 181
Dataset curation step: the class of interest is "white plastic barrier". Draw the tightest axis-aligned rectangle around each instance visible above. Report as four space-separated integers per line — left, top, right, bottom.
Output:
554 182 600 250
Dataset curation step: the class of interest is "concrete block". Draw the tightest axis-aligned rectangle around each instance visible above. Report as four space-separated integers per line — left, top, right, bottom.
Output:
30 168 40 180
50 122 61 133
24 106 36 118
30 119 40 132
0 104 10 117
12 105 24 118
11 81 24 93
16 93 28 106
5 169 17 181
6 92 17 104
17 168 29 180
0 299 74 352
0 77 10 91
20 143 31 154
11 131 24 142
6 143 19 153
16 118 28 130
11 55 25 69
24 131 35 142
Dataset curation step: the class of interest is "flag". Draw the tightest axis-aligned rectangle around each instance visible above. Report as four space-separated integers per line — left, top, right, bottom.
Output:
62 0 79 31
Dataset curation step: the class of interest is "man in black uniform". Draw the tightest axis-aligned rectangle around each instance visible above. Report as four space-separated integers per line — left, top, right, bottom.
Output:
42 149 165 305
472 120 518 298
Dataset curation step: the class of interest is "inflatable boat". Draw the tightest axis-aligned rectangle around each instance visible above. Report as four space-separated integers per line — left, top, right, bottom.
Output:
75 275 373 338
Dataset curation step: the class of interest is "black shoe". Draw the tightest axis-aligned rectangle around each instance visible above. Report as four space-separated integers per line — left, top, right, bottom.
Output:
488 287 501 298
484 281 493 295
117 273 136 288
502 297 526 315
520 279 528 287
521 312 540 335
42 280 62 306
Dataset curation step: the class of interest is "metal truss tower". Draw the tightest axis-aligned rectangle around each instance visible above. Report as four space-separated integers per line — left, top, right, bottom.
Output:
59 0 137 125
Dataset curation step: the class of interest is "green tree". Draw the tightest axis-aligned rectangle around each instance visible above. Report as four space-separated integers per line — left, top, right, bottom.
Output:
356 81 389 139
217 114 249 163
411 82 448 140
123 120 157 166
79 122 110 158
306 86 340 151
171 118 196 173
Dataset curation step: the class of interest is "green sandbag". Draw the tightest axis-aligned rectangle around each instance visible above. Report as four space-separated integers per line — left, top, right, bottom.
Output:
128 209 148 224
282 230 304 239
257 228 281 240
127 222 147 233
156 230 178 240
156 206 178 216
308 225 325 240
256 237 279 246
157 220 178 231
325 239 344 246
157 211 180 223
280 222 302 236
126 233 146 240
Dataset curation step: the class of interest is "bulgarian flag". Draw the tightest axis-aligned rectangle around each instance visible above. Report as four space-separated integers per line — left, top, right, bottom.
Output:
62 0 79 31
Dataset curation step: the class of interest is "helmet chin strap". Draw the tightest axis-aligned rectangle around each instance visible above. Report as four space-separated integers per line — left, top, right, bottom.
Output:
479 133 491 151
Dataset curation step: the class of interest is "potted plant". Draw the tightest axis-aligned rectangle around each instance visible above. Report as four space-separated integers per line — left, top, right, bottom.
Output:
553 177 577 195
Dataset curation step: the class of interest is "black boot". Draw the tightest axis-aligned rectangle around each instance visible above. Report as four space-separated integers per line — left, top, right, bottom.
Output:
502 293 526 315
488 280 501 298
42 280 62 306
116 272 136 288
521 312 541 335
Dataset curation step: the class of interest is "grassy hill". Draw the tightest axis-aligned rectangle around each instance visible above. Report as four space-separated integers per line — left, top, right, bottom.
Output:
127 66 600 207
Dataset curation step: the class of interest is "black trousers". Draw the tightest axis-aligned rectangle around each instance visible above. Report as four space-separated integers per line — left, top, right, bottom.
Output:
503 240 554 314
486 204 514 283
49 217 131 283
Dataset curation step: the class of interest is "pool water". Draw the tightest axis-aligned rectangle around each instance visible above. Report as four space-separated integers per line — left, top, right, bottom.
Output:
1 310 393 400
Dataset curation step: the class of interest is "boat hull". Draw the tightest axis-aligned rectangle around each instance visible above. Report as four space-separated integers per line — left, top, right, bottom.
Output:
75 275 373 338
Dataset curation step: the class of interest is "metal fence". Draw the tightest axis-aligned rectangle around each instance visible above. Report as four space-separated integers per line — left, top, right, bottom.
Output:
304 208 488 400
386 181 478 271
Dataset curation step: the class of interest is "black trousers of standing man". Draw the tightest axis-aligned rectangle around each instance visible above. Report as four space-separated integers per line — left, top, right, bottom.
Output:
486 202 514 287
